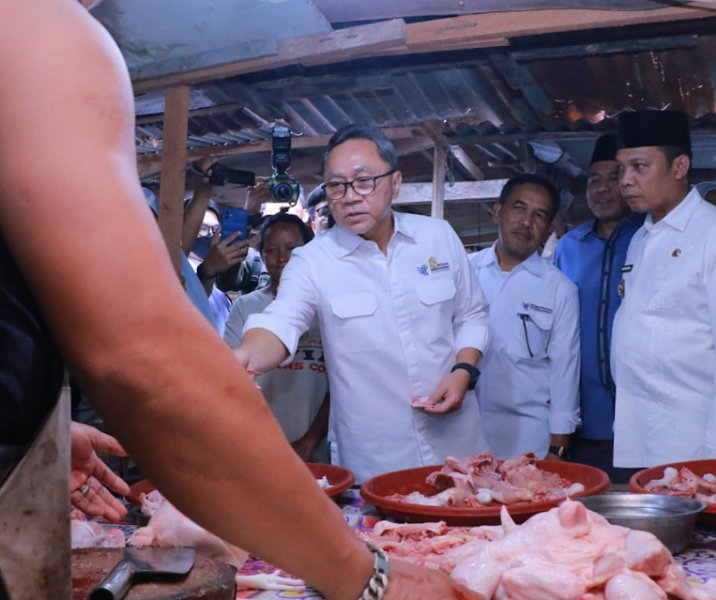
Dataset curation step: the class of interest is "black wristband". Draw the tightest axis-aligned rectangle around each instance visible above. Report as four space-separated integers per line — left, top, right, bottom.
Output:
196 262 215 281
450 362 480 391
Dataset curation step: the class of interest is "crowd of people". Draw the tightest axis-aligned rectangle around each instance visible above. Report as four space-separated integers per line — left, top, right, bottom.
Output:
2 1 716 598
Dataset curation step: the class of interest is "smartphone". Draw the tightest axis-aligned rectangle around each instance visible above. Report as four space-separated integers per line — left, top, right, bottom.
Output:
220 207 248 244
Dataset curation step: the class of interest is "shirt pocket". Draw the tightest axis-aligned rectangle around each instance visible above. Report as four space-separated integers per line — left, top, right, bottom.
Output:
416 279 456 342
506 310 552 361
330 292 384 352
644 261 703 321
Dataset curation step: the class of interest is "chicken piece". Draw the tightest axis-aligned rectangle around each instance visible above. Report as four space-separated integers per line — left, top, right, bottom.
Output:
390 488 470 507
128 491 248 568
644 467 680 492
591 553 626 587
451 554 504 600
372 520 448 539
604 570 667 599
498 452 536 475
500 563 588 600
71 519 125 549
681 467 716 495
488 486 534 505
654 562 699 599
427 470 474 493
624 529 671 577
410 396 431 409
129 491 304 592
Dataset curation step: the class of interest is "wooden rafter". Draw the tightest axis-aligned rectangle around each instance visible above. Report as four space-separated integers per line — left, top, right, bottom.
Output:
132 6 716 94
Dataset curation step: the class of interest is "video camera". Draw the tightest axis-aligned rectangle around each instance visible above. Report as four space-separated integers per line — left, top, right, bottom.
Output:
267 124 300 205
206 163 256 188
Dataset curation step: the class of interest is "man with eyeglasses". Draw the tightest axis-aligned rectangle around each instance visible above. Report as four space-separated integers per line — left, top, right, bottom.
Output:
469 174 580 461
236 123 491 482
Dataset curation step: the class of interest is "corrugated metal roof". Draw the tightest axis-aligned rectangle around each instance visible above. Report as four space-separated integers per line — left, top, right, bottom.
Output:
129 9 716 241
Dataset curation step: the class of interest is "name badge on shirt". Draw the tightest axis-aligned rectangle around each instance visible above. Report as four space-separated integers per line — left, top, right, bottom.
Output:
617 264 631 299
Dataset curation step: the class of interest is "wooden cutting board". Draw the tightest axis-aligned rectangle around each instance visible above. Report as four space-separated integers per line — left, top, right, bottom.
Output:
72 548 236 600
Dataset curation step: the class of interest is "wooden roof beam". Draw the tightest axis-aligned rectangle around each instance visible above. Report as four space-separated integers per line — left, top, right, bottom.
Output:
133 6 716 94
133 19 407 94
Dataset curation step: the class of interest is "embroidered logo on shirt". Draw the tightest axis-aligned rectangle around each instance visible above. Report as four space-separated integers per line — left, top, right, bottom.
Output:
618 279 625 299
521 302 552 315
672 248 681 257
417 256 450 276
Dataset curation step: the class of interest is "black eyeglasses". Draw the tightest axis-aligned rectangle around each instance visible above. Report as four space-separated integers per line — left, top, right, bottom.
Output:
322 170 396 201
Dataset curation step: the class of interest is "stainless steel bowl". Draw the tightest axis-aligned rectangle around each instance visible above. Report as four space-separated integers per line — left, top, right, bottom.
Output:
575 493 706 554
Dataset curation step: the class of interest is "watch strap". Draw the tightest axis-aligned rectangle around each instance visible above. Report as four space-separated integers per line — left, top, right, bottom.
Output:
450 362 479 390
548 445 570 460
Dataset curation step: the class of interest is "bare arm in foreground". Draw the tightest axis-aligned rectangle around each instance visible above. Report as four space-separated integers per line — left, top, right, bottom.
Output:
0 3 479 599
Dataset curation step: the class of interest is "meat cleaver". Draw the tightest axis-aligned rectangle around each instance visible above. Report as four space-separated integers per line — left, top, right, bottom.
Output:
89 547 195 600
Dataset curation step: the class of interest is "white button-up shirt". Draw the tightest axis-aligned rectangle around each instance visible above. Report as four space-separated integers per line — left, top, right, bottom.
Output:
470 246 581 459
612 188 716 467
246 211 490 482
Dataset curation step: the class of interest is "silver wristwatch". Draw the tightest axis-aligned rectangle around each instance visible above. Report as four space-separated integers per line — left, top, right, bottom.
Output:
357 542 390 600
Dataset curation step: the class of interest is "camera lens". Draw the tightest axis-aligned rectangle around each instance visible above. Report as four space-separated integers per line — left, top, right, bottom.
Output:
272 182 294 202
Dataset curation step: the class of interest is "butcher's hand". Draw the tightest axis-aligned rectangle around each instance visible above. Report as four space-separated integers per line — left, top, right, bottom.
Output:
200 232 249 278
70 421 131 522
384 558 483 600
422 370 469 415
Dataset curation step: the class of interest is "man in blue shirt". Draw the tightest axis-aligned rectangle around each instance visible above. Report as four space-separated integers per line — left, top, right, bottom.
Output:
553 134 643 482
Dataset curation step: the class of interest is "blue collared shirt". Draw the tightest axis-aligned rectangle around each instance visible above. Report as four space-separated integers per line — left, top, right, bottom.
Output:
553 213 643 439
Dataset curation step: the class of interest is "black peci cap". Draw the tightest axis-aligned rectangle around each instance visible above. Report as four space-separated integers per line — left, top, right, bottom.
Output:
616 110 691 153
590 134 617 164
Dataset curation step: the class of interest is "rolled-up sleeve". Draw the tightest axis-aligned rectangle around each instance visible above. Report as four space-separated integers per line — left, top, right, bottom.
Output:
548 278 581 434
452 231 490 353
244 251 318 359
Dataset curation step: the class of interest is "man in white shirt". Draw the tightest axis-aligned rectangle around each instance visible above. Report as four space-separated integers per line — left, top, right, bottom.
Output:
470 174 580 461
235 124 490 482
612 109 716 468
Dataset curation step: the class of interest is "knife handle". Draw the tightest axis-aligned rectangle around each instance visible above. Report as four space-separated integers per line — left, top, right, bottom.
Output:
89 559 137 600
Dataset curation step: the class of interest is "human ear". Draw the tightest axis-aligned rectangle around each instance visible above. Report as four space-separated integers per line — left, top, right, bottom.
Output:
492 202 502 225
672 154 691 181
390 170 403 200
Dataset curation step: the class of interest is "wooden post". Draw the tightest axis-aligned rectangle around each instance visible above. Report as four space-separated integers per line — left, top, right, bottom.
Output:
431 143 446 219
158 85 190 275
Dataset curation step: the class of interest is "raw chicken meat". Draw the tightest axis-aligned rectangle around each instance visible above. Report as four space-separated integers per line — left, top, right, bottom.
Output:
129 490 304 591
364 499 716 599
362 518 503 573
390 452 583 507
645 466 716 504
70 518 125 549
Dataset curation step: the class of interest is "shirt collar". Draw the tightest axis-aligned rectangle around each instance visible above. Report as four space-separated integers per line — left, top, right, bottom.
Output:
479 242 545 275
577 212 644 240
331 210 411 257
644 187 702 233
